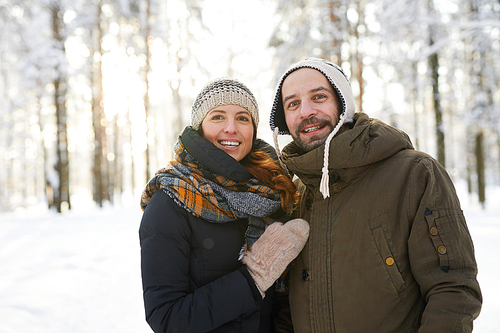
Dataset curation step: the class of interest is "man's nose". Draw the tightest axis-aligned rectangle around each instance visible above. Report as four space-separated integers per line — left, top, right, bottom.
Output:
299 99 318 119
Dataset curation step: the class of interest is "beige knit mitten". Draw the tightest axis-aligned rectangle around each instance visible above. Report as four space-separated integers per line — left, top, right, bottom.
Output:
242 219 310 297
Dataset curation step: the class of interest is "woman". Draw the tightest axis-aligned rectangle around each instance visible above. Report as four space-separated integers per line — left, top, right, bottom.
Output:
139 78 309 333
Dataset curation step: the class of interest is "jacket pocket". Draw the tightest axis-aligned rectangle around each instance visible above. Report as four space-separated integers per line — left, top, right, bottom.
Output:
423 207 476 271
370 214 405 294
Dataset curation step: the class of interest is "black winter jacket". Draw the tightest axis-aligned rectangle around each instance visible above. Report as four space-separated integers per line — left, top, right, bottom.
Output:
139 128 279 333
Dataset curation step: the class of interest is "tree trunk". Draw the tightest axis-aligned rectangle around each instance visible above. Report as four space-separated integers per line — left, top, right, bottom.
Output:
498 136 500 186
126 104 136 196
91 2 109 207
353 3 364 112
427 0 445 167
466 162 472 195
170 52 184 146
475 131 485 208
0 48 12 210
112 114 122 202
143 0 153 182
467 0 492 206
411 62 420 149
329 0 343 65
51 4 71 213
36 94 52 208
428 40 445 167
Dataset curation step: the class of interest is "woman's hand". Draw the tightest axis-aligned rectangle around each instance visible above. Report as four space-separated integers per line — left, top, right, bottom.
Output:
242 219 310 297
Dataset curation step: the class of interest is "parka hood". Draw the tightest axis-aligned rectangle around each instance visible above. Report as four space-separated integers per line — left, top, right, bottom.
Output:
282 113 414 189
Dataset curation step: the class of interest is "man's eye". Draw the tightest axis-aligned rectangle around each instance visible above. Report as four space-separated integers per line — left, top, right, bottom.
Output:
314 94 326 100
288 101 299 108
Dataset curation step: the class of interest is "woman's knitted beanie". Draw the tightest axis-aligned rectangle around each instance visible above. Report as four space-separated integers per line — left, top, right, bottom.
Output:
191 77 259 130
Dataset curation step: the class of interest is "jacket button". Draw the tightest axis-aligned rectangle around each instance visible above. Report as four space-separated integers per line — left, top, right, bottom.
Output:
331 171 341 182
385 257 395 266
438 246 447 255
430 227 438 236
301 269 309 281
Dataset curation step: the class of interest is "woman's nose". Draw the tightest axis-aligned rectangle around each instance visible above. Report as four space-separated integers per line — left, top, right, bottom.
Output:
224 119 237 133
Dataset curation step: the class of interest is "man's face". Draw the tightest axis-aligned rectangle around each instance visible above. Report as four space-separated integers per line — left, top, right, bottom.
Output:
282 68 341 152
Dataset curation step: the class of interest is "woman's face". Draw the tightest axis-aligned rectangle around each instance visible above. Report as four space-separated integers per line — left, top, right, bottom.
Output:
201 104 254 162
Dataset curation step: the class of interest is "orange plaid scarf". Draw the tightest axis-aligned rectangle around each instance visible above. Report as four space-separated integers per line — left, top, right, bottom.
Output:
140 138 287 246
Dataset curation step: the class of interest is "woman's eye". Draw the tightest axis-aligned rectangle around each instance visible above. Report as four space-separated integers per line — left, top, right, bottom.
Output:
211 115 223 120
237 116 250 122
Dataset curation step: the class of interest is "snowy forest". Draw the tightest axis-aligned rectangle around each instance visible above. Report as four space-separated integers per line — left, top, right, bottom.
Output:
1 0 499 213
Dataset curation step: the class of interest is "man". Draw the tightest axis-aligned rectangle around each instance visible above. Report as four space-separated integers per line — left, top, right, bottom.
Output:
269 57 482 332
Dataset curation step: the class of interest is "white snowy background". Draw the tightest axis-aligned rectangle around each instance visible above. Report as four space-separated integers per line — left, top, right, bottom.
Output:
1 0 498 331
0 181 498 333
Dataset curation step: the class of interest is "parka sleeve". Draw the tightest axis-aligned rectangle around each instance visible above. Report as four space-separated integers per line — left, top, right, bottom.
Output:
139 190 261 333
407 157 482 333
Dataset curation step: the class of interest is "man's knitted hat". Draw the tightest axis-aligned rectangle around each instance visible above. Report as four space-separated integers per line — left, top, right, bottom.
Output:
269 58 357 199
191 77 259 130
269 57 355 135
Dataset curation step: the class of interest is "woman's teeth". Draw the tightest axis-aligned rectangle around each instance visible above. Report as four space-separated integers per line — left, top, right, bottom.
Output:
219 141 240 146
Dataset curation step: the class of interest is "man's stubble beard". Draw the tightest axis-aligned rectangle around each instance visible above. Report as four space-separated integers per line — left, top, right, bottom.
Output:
291 118 335 152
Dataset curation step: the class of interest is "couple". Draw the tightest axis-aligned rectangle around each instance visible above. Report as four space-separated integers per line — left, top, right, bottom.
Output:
139 58 482 333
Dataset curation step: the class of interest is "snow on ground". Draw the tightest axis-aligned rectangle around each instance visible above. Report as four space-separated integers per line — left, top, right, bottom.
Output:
0 182 499 333
457 182 500 333
0 193 151 333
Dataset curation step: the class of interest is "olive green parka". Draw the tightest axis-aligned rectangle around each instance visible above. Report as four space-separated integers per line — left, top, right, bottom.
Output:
281 112 482 333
